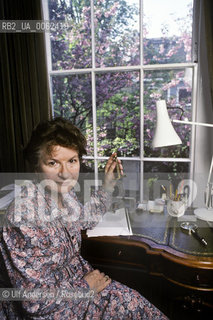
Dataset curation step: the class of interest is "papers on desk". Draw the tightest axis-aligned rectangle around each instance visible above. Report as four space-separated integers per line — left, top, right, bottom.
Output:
86 208 133 237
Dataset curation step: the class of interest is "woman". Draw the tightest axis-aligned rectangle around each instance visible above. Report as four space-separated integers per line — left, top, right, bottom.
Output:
0 118 168 319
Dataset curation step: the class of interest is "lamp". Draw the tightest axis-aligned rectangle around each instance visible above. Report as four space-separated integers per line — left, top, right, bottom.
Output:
152 100 182 148
152 99 213 221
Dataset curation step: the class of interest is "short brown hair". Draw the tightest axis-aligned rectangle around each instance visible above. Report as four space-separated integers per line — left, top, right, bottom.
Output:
24 118 87 171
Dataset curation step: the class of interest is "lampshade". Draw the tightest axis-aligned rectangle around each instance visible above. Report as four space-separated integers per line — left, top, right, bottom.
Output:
152 100 182 148
151 100 213 221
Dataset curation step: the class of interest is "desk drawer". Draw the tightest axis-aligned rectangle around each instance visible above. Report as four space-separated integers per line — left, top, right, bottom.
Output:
82 235 213 290
81 237 150 270
162 259 213 289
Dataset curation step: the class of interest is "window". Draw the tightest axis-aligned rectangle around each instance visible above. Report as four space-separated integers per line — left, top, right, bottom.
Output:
43 0 196 202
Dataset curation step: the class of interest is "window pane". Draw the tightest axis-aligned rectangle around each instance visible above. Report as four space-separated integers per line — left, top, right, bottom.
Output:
51 74 93 155
81 159 95 172
78 159 95 203
94 0 139 67
144 162 190 200
96 71 140 157
98 159 141 205
44 0 196 204
143 0 193 64
143 68 192 158
48 0 91 70
122 160 140 201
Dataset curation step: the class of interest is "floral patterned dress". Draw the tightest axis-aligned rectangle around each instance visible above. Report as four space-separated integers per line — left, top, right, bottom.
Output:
0 181 168 319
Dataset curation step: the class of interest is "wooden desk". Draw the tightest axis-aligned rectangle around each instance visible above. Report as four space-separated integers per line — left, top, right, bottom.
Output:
81 209 213 320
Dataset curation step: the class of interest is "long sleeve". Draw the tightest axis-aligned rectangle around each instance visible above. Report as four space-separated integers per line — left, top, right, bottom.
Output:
0 182 169 320
0 183 92 319
62 188 112 230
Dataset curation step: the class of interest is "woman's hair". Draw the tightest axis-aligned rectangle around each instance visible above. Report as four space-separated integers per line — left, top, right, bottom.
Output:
23 117 87 171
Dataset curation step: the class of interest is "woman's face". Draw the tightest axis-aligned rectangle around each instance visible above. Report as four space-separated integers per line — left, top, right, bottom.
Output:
38 145 80 194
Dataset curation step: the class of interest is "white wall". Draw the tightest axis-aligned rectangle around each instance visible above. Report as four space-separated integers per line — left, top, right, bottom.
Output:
193 0 213 207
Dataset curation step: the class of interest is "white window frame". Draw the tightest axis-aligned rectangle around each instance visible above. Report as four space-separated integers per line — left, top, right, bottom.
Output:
42 0 198 202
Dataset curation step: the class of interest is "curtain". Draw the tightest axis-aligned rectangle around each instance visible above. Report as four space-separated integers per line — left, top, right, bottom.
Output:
0 0 51 173
203 0 213 105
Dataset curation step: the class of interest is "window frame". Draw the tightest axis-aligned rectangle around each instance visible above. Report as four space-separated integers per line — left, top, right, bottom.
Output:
42 0 198 202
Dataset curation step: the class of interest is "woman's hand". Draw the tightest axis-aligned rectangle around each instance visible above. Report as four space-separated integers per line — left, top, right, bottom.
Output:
103 153 123 192
83 269 111 293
